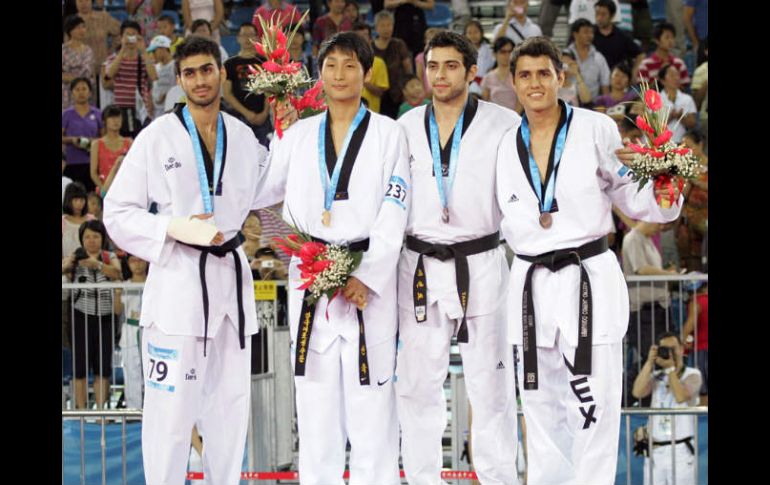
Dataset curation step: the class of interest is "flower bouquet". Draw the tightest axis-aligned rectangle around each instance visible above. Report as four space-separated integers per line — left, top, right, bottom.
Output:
247 11 326 138
625 81 702 208
273 220 364 306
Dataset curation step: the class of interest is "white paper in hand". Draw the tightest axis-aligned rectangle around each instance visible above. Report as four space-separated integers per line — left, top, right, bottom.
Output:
167 216 219 246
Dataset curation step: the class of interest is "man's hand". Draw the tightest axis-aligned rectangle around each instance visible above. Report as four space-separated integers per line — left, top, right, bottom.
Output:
192 213 224 245
615 140 638 167
272 99 299 133
342 276 369 311
654 184 682 205
646 345 658 365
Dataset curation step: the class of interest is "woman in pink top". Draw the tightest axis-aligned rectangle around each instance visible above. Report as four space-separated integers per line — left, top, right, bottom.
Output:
252 0 302 37
481 37 519 112
90 105 132 197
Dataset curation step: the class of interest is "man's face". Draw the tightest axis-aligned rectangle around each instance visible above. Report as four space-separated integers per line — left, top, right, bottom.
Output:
425 46 476 104
239 25 258 50
657 29 675 52
76 0 91 14
594 6 612 29
375 18 393 41
321 48 370 103
177 54 225 108
512 55 564 114
71 81 91 104
329 0 346 15
574 26 594 47
157 20 174 38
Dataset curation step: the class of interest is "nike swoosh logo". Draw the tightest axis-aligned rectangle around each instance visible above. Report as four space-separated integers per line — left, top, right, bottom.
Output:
377 378 390 386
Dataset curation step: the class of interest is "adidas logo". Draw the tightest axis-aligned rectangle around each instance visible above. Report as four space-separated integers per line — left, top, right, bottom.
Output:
496 361 505 370
508 193 518 203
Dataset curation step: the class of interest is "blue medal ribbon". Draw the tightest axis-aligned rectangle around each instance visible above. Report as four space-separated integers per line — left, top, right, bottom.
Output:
428 104 465 218
520 103 572 214
317 104 368 213
182 105 224 214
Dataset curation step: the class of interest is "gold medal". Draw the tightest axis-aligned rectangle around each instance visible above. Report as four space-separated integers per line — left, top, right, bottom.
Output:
322 210 331 226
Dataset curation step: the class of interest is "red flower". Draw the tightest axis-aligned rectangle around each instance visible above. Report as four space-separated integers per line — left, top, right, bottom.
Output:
312 260 333 273
270 47 287 60
299 241 326 264
644 89 663 112
275 244 295 257
253 42 266 58
262 60 284 73
297 275 316 290
275 28 287 48
287 234 300 243
649 150 665 158
635 116 655 134
672 147 691 156
652 129 672 147
628 143 649 154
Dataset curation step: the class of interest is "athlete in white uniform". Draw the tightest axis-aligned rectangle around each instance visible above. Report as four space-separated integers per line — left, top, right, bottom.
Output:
396 31 521 485
104 37 281 485
259 32 410 485
496 37 683 485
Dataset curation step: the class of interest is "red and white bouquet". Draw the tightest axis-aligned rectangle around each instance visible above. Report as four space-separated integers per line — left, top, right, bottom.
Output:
247 11 326 138
626 81 702 208
273 223 363 305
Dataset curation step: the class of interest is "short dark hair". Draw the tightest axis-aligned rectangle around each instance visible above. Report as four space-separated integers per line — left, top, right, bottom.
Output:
239 22 257 33
191 18 212 34
255 247 278 258
493 36 515 53
464 19 488 44
63 182 88 216
352 21 371 34
102 104 122 122
612 60 632 80
510 36 563 76
64 15 85 36
658 63 676 82
401 73 420 89
120 19 142 35
318 31 373 74
158 14 176 25
78 219 109 249
424 31 478 71
570 18 594 38
69 76 92 92
595 0 617 17
174 36 222 75
683 129 703 144
657 332 682 346
654 21 676 40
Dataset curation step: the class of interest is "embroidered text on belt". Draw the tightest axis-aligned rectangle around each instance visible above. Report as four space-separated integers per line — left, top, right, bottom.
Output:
406 232 501 343
294 237 371 385
516 236 608 390
180 231 246 357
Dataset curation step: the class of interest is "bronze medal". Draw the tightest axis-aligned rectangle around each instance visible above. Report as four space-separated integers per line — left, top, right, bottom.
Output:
539 212 552 229
441 207 450 224
322 210 331 227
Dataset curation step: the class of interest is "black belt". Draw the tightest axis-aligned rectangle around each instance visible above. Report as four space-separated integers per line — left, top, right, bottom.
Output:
653 437 695 455
180 232 246 357
294 237 371 385
406 232 501 343
516 236 608 390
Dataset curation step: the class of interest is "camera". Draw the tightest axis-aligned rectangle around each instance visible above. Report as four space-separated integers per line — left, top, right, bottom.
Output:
127 35 137 44
657 346 672 360
261 260 275 269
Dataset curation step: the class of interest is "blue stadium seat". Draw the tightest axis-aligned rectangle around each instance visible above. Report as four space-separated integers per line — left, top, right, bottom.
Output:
426 2 453 28
228 6 256 31
109 9 129 25
160 9 181 32
221 35 240 58
104 0 126 11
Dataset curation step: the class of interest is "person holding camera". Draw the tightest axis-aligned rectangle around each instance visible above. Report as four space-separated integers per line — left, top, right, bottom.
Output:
250 247 288 281
104 20 158 138
62 220 123 410
632 332 702 485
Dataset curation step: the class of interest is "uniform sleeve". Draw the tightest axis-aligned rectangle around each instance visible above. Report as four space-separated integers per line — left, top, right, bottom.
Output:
351 124 410 297
250 125 292 210
103 128 174 265
594 115 683 223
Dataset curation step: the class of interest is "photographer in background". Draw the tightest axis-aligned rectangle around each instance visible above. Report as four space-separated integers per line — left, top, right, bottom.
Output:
250 247 288 281
631 332 702 485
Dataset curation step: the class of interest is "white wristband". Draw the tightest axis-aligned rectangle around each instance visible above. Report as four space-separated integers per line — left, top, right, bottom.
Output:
664 366 676 375
167 216 219 246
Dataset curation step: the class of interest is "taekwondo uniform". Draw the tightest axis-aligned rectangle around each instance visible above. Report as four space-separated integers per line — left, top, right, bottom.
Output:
260 105 410 485
495 101 683 485
396 97 521 485
104 106 274 485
